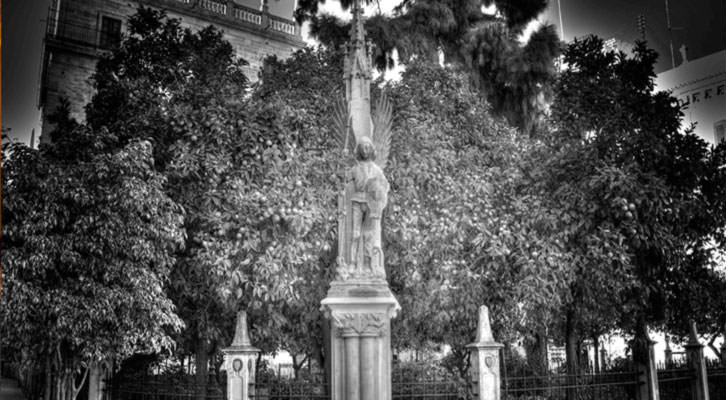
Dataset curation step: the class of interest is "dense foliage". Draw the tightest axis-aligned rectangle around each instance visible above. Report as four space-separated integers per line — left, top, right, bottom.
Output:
1 122 185 400
254 45 577 377
300 0 561 134
81 7 343 387
541 36 726 369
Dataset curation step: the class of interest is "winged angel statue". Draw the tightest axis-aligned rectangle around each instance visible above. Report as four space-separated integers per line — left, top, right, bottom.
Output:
332 94 394 280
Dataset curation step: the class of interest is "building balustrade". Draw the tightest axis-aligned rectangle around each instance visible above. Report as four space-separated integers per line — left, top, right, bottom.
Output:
234 5 263 25
201 0 228 15
268 15 296 35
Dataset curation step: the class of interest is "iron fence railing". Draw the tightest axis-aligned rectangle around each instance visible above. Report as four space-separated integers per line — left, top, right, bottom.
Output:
502 370 642 400
392 379 473 400
390 362 474 400
657 367 693 400
104 381 226 400
707 365 726 400
250 374 329 400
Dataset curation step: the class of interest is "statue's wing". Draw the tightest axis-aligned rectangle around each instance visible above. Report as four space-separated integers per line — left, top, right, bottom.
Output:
332 96 355 155
371 92 393 170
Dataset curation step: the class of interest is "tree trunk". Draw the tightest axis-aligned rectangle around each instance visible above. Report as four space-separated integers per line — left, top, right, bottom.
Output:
292 354 299 380
592 334 600 373
45 357 53 400
291 354 308 380
195 340 209 400
526 330 549 375
565 308 579 400
53 366 88 400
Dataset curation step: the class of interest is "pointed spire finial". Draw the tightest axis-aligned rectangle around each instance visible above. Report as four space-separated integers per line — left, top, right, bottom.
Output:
232 310 252 347
475 306 495 343
343 0 373 141
350 0 365 44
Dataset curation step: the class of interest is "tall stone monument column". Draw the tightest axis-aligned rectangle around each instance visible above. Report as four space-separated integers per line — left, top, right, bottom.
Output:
467 306 504 400
321 2 399 400
222 311 260 400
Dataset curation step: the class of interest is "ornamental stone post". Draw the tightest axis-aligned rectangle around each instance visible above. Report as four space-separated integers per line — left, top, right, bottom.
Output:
634 326 660 400
321 281 400 400
222 311 260 400
467 306 504 400
685 321 710 400
665 333 674 367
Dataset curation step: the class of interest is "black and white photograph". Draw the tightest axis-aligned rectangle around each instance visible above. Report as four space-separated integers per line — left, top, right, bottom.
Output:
2 1 726 400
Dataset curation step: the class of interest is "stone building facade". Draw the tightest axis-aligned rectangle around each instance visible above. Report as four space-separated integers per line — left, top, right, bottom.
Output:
655 50 726 145
39 0 305 139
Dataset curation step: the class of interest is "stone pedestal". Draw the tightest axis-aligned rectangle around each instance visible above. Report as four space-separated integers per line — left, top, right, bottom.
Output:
685 322 710 400
467 306 504 400
635 329 660 400
321 280 400 400
222 311 260 400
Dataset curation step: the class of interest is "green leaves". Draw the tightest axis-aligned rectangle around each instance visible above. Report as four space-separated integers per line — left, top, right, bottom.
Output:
545 35 726 341
1 135 185 375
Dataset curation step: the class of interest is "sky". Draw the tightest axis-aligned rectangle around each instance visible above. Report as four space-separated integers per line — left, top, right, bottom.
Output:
3 0 725 145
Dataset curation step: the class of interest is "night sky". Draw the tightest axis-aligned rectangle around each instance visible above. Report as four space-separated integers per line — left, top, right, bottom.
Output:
2 0 725 145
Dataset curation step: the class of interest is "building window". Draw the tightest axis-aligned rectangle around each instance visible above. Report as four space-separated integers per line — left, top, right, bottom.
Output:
99 16 122 49
715 120 726 143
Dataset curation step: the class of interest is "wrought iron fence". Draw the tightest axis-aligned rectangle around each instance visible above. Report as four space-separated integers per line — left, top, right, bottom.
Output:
250 373 329 400
707 362 726 400
391 362 474 400
502 369 642 400
104 381 226 400
657 360 693 400
392 378 472 400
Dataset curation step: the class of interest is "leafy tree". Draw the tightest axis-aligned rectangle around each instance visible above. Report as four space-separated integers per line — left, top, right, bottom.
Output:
82 9 342 393
544 36 726 373
299 0 561 135
1 123 185 400
379 60 572 375
252 46 574 380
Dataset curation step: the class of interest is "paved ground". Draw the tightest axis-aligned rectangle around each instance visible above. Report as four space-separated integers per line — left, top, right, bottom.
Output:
0 378 27 400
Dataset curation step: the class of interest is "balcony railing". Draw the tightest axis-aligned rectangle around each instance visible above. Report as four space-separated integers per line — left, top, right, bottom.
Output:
235 5 263 25
45 11 118 50
269 15 296 35
201 0 227 15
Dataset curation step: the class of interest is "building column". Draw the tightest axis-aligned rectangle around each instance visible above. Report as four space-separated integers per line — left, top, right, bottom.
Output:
467 306 504 400
222 311 260 400
321 280 400 400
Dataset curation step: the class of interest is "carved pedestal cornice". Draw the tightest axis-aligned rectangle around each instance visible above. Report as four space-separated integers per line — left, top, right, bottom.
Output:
329 311 386 337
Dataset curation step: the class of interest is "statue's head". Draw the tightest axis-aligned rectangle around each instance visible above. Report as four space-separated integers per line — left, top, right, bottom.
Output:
355 137 376 161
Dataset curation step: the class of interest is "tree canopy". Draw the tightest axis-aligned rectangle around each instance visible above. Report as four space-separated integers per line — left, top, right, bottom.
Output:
540 36 726 368
1 124 185 400
300 0 561 135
